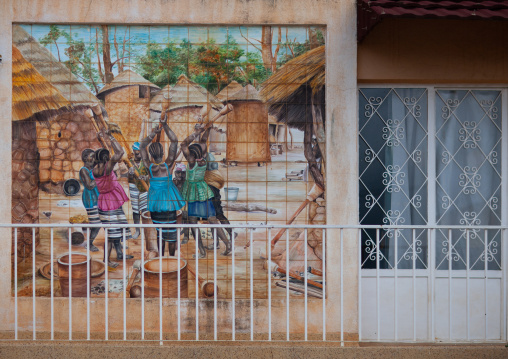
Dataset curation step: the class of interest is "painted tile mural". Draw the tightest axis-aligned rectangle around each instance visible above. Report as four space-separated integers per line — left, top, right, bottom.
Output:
12 24 325 300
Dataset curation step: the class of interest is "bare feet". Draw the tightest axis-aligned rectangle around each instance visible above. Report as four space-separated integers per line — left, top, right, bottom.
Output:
85 241 99 252
192 251 206 259
206 243 220 250
221 242 232 256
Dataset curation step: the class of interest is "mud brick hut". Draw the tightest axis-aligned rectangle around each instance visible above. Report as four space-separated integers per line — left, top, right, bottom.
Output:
13 24 104 190
97 70 160 144
12 45 70 258
225 84 271 164
260 45 325 271
150 74 224 149
12 45 104 259
149 84 172 125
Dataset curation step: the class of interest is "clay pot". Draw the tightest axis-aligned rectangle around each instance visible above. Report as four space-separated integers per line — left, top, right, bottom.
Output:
57 252 90 297
143 257 188 298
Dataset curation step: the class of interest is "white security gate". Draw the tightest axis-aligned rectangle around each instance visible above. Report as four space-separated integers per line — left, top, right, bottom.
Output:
359 87 507 342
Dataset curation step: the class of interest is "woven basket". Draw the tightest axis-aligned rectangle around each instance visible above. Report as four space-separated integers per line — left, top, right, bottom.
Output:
204 169 225 189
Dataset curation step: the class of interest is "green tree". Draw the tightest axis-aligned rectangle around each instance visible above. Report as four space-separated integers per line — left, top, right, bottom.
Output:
64 39 102 94
39 25 64 62
135 41 189 88
190 35 244 94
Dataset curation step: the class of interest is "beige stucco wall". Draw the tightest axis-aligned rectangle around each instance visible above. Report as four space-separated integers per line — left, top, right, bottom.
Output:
358 18 508 84
0 0 358 338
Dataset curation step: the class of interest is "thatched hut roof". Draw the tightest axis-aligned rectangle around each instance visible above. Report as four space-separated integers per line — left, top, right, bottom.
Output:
259 45 325 131
149 84 172 113
164 74 223 112
12 46 70 122
216 81 243 102
97 69 160 99
226 84 262 102
12 25 99 105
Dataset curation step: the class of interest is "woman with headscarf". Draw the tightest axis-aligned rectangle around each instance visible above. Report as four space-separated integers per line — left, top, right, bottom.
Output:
79 148 101 252
181 124 232 258
140 114 185 257
93 129 133 268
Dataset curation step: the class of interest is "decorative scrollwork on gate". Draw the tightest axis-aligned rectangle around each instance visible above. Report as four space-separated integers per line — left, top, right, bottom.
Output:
364 97 383 118
382 165 406 193
382 119 405 147
458 121 481 149
459 166 481 194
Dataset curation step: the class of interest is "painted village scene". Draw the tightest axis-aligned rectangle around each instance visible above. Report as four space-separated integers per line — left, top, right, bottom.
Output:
12 24 326 302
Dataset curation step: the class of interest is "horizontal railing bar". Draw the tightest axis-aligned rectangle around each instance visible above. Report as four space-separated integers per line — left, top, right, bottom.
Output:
3 223 508 229
361 273 503 278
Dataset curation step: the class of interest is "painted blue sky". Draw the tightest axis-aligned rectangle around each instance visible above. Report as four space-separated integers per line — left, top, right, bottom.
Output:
22 24 311 62
18 24 319 94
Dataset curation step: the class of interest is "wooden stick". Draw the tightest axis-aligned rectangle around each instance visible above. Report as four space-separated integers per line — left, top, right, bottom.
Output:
275 281 323 299
187 264 217 297
90 105 149 191
276 267 323 289
308 266 323 277
169 104 234 172
84 109 108 150
125 260 141 298
269 183 325 249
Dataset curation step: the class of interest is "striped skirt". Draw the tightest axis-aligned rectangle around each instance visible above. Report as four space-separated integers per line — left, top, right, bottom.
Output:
85 206 101 239
98 207 133 241
86 207 101 225
150 211 178 242
129 184 148 215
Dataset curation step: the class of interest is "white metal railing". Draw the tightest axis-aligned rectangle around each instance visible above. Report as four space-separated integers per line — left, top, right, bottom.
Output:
4 223 508 343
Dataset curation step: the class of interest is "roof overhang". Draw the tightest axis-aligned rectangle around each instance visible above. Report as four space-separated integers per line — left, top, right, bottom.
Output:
358 0 508 42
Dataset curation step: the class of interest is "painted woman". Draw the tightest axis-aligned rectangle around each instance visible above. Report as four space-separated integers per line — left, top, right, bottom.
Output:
140 114 185 257
181 124 232 258
93 130 133 268
127 142 149 239
79 148 101 252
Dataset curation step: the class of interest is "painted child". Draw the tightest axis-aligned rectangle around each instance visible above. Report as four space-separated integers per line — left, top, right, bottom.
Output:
79 148 101 252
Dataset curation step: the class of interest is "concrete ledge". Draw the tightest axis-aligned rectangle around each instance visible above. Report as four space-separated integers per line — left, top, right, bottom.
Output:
0 341 506 359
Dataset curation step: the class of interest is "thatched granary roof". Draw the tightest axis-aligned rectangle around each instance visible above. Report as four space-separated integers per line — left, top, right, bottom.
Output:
12 46 70 122
216 81 243 102
226 84 262 102
97 69 160 100
157 74 223 112
12 25 99 105
259 45 325 131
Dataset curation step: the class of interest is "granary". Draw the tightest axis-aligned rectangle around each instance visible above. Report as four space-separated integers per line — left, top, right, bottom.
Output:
97 69 160 143
211 81 244 152
225 84 271 164
12 45 102 259
150 74 224 148
215 80 243 102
